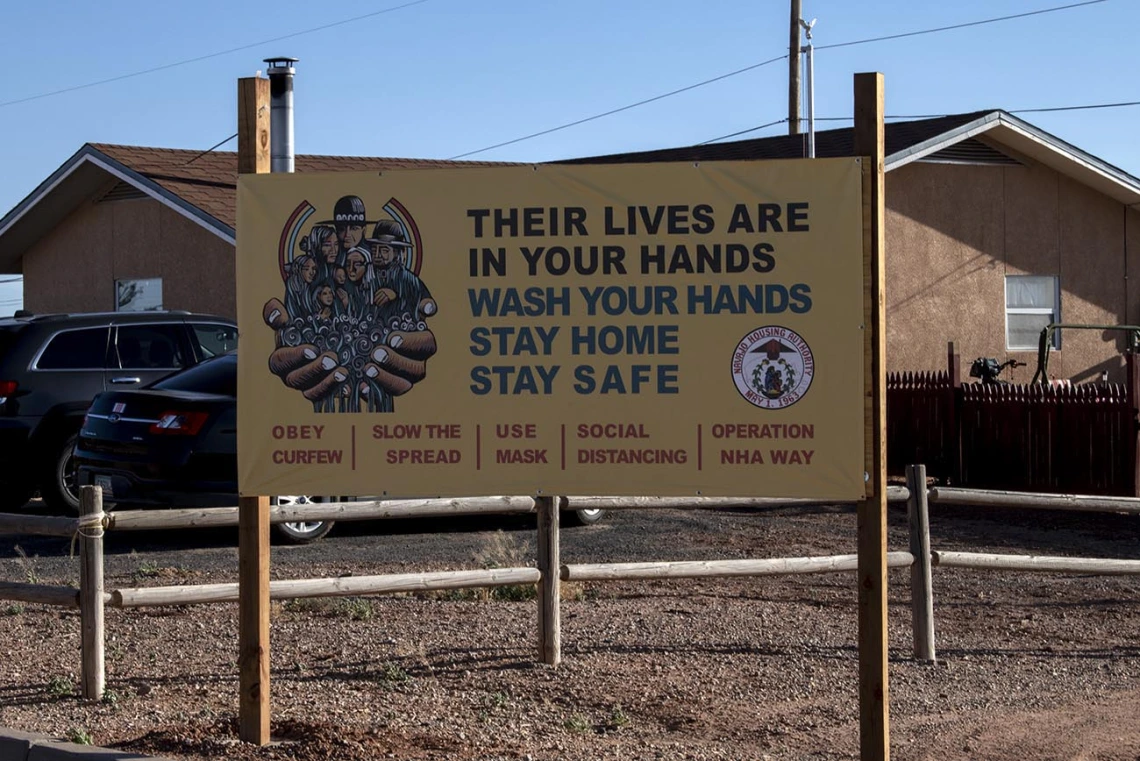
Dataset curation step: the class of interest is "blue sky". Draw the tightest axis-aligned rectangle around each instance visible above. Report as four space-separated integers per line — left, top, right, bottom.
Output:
1 0 1136 313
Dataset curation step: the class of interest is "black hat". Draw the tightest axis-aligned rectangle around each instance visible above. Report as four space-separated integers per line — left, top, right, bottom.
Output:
364 219 412 248
317 195 376 226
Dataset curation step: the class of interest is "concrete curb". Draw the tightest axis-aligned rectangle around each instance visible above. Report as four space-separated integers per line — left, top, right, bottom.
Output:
0 728 173 760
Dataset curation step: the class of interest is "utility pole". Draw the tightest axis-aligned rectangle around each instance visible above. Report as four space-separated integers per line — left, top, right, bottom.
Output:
789 0 802 134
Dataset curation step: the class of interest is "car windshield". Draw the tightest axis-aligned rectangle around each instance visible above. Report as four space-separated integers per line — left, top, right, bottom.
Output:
151 353 236 396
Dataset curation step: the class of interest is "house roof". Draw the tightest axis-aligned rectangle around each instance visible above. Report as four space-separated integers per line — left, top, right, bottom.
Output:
3 110 1139 274
0 145 511 273
562 111 996 164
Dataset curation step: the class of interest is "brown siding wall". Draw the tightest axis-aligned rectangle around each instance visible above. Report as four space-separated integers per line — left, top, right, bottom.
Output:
886 160 1132 382
22 195 235 318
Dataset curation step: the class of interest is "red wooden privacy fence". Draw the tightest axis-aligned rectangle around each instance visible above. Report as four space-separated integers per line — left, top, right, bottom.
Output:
887 345 1140 496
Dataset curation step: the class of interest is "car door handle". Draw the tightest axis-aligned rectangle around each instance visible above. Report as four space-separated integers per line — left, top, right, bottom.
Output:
110 376 141 384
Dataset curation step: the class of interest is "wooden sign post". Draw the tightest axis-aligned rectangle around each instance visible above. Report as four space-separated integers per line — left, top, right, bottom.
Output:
854 71 890 760
237 74 271 747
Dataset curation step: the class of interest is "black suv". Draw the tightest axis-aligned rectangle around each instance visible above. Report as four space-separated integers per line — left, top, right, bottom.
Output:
0 310 238 513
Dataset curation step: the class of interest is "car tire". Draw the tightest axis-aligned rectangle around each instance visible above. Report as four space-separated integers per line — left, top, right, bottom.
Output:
563 507 606 527
271 495 335 544
41 432 81 515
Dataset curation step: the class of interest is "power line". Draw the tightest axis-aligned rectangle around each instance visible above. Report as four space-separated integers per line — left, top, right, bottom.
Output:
0 277 23 284
447 56 788 160
0 0 432 109
449 0 1107 159
186 133 239 165
816 0 1106 52
698 119 788 145
698 100 1140 145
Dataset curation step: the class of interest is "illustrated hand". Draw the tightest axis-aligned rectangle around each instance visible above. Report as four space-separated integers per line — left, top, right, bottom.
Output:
373 287 397 308
362 297 439 396
263 298 348 401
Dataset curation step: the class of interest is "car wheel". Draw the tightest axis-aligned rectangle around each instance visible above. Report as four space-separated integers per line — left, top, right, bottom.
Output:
563 507 606 527
41 433 81 515
271 495 335 544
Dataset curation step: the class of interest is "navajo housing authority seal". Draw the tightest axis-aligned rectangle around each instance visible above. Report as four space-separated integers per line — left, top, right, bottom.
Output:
731 326 815 409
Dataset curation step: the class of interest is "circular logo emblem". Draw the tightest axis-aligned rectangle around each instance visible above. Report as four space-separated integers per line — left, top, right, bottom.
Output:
731 326 815 409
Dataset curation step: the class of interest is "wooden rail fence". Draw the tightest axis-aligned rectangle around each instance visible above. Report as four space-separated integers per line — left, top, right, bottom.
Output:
3 475 1139 700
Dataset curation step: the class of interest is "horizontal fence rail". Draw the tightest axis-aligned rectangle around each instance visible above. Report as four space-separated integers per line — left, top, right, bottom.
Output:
113 567 542 608
0 582 79 608
566 487 910 511
562 552 915 582
0 514 78 538
930 487 1140 514
105 495 538 531
933 551 1140 574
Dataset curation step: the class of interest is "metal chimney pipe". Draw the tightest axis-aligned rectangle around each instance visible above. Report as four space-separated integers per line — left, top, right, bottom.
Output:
264 57 298 173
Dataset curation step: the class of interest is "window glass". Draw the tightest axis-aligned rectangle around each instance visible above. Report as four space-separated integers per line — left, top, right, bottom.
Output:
115 324 186 369
37 328 109 369
1005 275 1059 351
191 324 238 360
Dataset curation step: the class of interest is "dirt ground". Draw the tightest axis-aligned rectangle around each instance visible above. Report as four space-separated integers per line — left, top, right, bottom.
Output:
1 502 1139 760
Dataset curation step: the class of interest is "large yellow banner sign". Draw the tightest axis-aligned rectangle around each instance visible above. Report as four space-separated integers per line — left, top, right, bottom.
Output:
237 159 865 499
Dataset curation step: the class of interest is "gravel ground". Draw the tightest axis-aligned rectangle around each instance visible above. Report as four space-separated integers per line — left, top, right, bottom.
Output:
1 502 1139 760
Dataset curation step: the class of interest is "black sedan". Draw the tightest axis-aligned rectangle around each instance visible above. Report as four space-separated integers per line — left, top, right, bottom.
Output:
74 353 333 543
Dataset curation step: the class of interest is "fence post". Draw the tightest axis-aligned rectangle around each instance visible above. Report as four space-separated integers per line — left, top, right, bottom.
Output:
947 341 962 484
1128 353 1140 498
905 465 936 663
79 485 105 699
536 495 561 666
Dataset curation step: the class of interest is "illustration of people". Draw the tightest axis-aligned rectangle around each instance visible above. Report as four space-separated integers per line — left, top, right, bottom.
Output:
299 224 338 280
311 282 337 322
263 198 438 414
327 195 369 263
365 219 436 321
284 254 318 319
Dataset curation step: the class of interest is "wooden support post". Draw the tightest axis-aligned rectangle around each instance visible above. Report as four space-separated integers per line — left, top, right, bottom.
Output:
237 73 271 747
238 77 270 175
238 495 271 744
855 71 890 761
79 485 105 700
536 495 561 666
905 465 935 663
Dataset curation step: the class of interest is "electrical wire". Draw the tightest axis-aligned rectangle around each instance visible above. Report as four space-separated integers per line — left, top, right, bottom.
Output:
0 0 432 109
699 101 1140 145
816 0 1106 52
447 56 788 160
186 133 239 165
697 119 788 145
449 0 1108 159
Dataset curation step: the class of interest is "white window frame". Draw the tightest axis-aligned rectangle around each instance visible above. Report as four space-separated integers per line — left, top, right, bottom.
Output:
1005 275 1060 351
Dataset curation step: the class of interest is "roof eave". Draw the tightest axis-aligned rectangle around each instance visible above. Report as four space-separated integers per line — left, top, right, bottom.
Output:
886 111 1140 209
0 145 235 273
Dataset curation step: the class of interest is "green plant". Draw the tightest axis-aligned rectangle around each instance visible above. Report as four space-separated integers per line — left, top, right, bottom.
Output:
47 676 74 698
340 598 374 621
101 689 119 706
489 691 509 709
14 545 39 584
376 662 410 685
132 559 161 581
3 603 25 616
564 714 591 734
608 705 630 729
490 584 536 602
67 728 93 745
282 597 336 614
